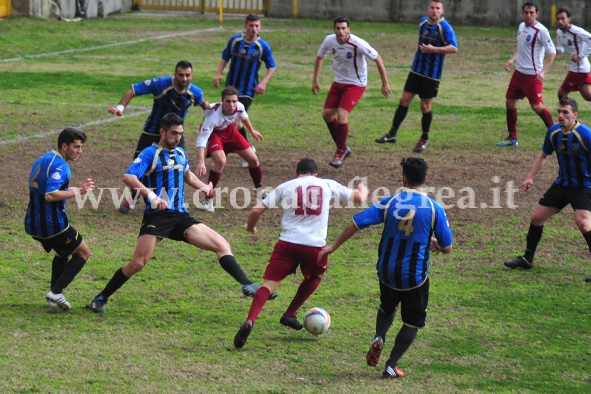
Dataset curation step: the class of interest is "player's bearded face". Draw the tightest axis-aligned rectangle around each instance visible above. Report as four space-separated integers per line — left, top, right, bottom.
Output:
174 68 193 89
161 125 183 149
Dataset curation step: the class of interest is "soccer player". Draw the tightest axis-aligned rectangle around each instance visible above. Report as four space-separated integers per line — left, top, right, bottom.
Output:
497 2 556 147
312 16 391 168
89 113 273 313
108 60 210 213
375 0 458 153
318 157 453 379
503 97 591 283
233 158 369 349
25 127 95 311
195 86 265 213
555 6 591 102
214 13 276 168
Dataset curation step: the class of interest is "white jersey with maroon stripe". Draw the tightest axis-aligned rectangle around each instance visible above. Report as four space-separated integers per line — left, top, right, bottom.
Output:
196 101 248 148
263 175 352 247
515 21 556 75
556 24 591 73
316 33 379 87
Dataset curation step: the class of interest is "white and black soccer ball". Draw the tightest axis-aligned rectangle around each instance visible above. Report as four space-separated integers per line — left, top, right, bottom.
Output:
303 307 331 335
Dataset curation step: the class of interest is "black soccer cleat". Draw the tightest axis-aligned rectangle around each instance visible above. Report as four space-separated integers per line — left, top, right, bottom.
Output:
234 320 253 349
503 256 533 270
280 314 303 330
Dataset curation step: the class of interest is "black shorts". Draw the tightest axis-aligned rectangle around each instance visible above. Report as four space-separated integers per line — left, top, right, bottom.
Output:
134 132 185 158
403 72 440 100
378 278 429 328
33 226 83 257
139 211 201 242
539 183 591 211
239 96 254 111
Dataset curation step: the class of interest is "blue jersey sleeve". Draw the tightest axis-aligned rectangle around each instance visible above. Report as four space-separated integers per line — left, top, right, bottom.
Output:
132 76 170 97
433 201 453 249
125 147 155 179
45 156 70 194
188 84 204 107
352 196 392 229
259 39 276 69
542 124 561 155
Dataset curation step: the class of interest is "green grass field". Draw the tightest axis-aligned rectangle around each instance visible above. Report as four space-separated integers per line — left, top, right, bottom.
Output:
1 11 591 393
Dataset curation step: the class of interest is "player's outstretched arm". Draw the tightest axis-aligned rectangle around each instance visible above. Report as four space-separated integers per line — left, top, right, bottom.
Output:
45 178 95 202
317 222 360 261
108 89 135 116
243 202 267 234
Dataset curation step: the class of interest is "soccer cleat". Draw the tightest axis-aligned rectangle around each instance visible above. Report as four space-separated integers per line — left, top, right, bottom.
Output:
200 197 215 213
46 290 71 311
118 199 131 214
585 275 591 283
329 146 352 168
497 138 518 147
412 138 429 153
234 320 253 349
89 296 107 313
255 187 269 200
241 283 278 300
503 256 533 269
382 364 405 379
375 134 397 144
280 313 303 330
241 146 256 168
366 336 384 367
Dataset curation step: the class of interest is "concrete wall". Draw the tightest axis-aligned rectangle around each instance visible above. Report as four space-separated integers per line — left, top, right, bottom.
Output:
11 0 132 19
268 0 589 27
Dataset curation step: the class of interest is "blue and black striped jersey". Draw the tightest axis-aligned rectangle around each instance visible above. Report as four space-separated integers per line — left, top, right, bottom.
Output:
125 144 190 213
353 189 453 290
25 150 71 238
132 77 204 135
543 122 591 188
411 17 457 81
221 34 276 98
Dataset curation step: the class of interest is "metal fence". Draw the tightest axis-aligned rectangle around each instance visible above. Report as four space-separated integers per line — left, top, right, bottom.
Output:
134 0 268 15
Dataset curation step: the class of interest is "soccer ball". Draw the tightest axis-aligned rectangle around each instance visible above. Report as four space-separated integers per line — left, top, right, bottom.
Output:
303 307 331 335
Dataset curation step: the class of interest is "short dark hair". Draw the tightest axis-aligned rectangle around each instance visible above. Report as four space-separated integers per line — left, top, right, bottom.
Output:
57 127 86 149
522 2 538 12
159 113 184 131
559 97 578 113
333 16 350 27
296 158 318 175
245 13 260 23
222 86 239 100
175 60 193 72
401 157 428 187
556 6 571 18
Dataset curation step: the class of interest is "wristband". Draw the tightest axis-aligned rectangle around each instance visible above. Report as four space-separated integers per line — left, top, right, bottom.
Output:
116 104 125 113
147 191 157 202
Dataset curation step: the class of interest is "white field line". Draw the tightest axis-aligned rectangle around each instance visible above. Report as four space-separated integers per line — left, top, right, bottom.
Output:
0 27 221 63
0 109 151 145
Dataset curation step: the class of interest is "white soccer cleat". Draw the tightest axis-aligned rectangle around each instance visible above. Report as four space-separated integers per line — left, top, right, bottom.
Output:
200 197 215 213
46 290 71 311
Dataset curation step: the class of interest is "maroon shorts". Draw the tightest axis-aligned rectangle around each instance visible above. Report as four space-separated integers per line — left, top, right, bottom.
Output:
206 124 251 155
324 82 366 112
560 71 591 92
505 70 544 105
263 240 329 281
